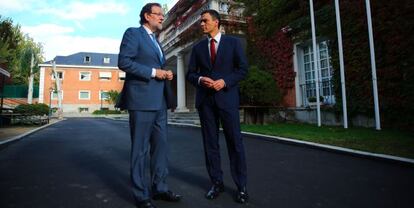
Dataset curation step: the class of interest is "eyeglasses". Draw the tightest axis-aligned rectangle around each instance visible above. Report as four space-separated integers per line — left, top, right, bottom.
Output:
150 12 165 17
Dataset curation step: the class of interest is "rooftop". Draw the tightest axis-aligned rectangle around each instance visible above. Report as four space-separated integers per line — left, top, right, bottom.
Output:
42 52 118 67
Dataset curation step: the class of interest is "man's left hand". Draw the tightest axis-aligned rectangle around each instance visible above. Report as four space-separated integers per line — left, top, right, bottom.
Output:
165 70 173 80
212 79 225 91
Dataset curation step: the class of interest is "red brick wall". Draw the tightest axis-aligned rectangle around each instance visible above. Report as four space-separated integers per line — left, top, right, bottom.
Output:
43 67 124 105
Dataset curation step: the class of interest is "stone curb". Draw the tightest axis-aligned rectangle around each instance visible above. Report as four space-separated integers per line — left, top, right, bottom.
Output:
167 122 414 165
0 119 64 146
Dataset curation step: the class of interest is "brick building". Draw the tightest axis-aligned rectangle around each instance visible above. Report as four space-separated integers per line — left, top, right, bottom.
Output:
38 52 124 113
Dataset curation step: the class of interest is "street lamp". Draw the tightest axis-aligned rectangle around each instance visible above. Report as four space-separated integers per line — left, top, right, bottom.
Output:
48 88 53 121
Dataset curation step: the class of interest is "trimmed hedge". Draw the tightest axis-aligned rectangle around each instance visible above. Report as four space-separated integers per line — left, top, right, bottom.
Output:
14 103 49 116
92 110 122 115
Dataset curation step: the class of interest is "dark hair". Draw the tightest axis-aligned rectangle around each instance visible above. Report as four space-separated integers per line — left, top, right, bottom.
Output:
201 9 221 28
139 3 162 25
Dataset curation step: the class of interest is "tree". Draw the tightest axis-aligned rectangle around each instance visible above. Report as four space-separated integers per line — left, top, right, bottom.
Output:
240 65 281 106
0 16 21 69
107 90 120 107
0 16 44 85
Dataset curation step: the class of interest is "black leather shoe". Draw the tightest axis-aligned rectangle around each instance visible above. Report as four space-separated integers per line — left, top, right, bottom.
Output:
235 187 249 204
152 190 182 202
205 183 224 199
136 199 156 208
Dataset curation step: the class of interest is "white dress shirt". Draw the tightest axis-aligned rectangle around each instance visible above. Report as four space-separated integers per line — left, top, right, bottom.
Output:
143 25 161 78
199 32 223 85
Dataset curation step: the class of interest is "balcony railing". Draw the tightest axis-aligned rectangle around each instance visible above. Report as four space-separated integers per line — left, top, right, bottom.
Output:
161 3 210 49
299 79 336 107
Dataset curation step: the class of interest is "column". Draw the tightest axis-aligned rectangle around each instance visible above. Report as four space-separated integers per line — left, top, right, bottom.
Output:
175 52 189 112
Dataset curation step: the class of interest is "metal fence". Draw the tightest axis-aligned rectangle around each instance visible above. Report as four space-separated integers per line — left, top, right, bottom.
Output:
3 85 39 98
299 80 335 106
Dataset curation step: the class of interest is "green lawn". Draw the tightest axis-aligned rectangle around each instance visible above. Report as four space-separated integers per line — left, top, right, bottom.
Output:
241 123 414 159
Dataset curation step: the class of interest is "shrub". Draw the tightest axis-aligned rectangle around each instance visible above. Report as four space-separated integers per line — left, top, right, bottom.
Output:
240 66 281 106
14 103 49 116
92 109 122 115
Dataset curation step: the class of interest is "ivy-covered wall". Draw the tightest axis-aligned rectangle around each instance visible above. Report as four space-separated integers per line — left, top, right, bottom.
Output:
237 0 414 129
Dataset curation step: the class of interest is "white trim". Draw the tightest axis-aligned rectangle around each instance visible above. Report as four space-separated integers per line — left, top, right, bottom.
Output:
39 64 118 69
79 90 91 100
103 57 111 64
79 71 91 81
84 56 91 63
118 71 126 81
99 71 112 80
293 43 301 107
39 67 45 103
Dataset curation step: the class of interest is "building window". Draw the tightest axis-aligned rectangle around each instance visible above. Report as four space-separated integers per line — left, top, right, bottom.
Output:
84 56 91 63
219 2 229 13
51 71 64 80
51 90 63 100
103 57 110 64
79 90 90 100
99 90 109 100
79 107 89 113
99 72 112 80
299 41 335 106
79 71 91 81
119 71 126 81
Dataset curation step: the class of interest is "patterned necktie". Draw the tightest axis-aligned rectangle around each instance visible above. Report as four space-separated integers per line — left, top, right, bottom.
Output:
210 38 216 64
150 33 163 63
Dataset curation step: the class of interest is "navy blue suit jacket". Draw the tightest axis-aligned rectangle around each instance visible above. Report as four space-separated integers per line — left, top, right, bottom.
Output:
186 35 248 109
116 26 175 110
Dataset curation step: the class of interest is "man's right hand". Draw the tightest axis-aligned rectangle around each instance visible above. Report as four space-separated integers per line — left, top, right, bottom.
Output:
200 77 214 88
155 69 168 80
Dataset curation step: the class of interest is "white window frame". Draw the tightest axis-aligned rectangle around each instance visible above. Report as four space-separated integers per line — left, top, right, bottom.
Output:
84 56 91 63
79 90 91 100
99 71 112 81
99 90 109 100
79 71 91 81
103 57 111 64
51 71 64 80
219 2 229 13
298 40 335 106
118 71 126 81
51 90 63 100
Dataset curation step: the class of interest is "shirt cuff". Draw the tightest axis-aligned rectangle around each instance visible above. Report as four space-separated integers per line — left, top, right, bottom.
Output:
151 68 156 78
198 76 203 85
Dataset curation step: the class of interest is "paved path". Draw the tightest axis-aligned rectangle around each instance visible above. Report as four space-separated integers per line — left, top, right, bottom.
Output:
1 118 413 208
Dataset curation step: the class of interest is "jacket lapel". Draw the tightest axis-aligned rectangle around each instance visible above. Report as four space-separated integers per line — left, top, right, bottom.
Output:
139 26 162 64
201 38 212 69
214 35 226 68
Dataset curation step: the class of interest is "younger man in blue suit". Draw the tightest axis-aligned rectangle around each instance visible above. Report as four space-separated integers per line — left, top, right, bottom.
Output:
186 9 249 204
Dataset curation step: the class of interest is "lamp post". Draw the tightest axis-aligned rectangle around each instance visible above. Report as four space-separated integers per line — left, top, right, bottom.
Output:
48 88 53 121
100 91 103 110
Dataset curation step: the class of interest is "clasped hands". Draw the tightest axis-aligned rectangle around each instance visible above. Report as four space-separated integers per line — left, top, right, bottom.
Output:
200 77 225 91
155 69 173 80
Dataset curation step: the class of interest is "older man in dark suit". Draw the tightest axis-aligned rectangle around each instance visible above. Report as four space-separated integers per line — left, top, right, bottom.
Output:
117 3 180 208
186 9 249 204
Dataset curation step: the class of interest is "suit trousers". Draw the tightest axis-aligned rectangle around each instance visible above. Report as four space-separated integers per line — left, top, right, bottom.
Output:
197 96 247 189
129 109 169 202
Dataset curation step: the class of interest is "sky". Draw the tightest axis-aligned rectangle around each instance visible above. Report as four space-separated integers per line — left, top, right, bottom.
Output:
0 0 179 61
